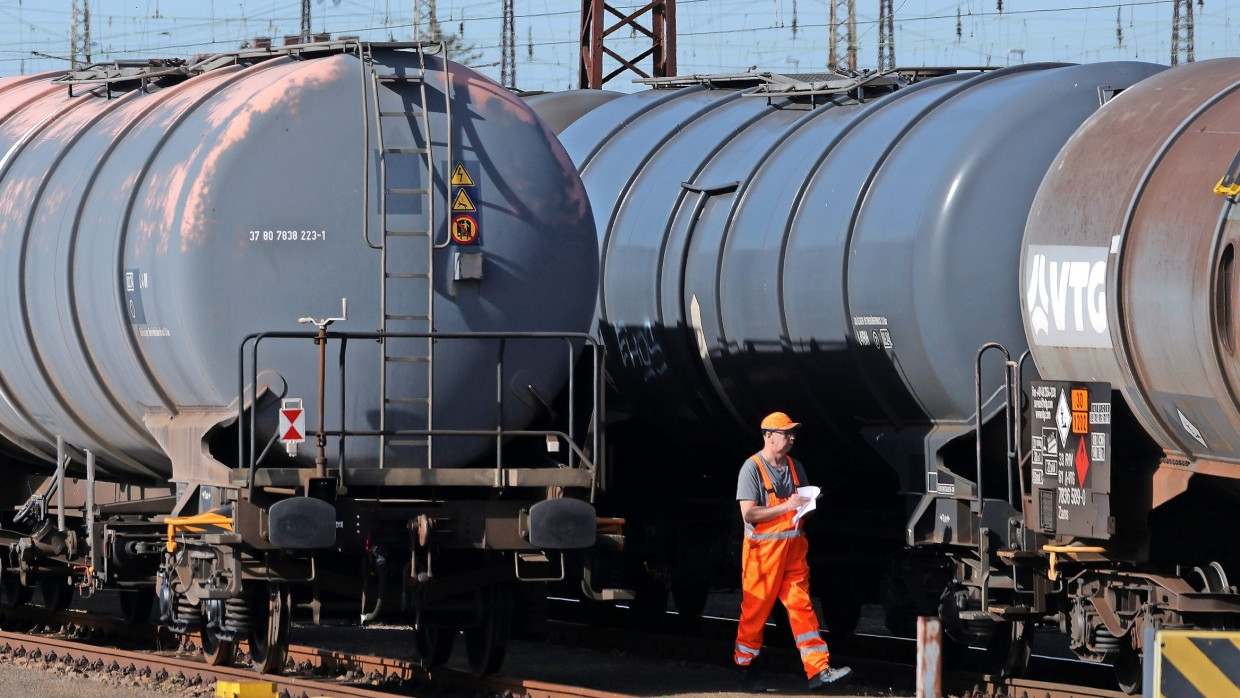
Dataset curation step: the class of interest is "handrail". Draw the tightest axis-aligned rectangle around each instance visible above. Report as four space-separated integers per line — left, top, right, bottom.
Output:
238 330 603 497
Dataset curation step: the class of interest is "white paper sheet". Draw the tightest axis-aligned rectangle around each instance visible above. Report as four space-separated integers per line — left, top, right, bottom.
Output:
792 485 820 524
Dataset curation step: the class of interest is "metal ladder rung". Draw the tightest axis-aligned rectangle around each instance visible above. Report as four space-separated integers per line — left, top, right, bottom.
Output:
368 44 449 471
385 397 431 405
387 438 429 447
385 356 430 363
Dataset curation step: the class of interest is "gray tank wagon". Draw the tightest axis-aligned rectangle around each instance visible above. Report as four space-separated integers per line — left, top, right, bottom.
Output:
535 61 1240 691
0 41 613 677
538 61 1164 640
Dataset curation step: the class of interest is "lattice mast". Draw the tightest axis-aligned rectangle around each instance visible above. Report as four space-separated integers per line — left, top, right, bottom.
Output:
413 0 443 41
828 0 857 74
578 0 676 88
877 0 895 71
301 0 312 41
70 0 91 69
1171 0 1197 65
501 0 516 88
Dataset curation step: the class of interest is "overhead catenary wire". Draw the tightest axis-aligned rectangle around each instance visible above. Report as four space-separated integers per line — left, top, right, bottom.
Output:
0 0 1230 89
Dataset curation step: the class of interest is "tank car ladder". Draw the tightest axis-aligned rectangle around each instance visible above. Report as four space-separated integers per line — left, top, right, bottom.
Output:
364 43 452 468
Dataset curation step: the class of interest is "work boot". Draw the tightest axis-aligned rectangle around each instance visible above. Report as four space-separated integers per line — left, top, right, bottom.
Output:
737 665 768 692
807 665 852 690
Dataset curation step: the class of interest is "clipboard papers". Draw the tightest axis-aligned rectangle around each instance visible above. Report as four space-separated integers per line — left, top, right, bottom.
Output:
792 485 821 524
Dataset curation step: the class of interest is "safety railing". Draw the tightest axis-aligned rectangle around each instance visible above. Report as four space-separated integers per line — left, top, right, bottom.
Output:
237 330 604 496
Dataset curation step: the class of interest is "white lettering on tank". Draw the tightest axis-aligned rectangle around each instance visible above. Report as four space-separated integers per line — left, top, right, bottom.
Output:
1087 261 1106 332
1024 245 1112 348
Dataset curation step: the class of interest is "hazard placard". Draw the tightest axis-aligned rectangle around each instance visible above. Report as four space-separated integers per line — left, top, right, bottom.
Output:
279 398 305 443
450 162 475 186
451 214 479 244
451 188 476 212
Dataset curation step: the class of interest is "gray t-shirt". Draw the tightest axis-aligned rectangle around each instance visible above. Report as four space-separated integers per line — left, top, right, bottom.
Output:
736 454 810 503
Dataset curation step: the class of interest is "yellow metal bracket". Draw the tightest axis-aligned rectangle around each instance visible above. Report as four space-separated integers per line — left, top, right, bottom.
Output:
1216 148 1240 198
1042 544 1106 581
165 511 234 553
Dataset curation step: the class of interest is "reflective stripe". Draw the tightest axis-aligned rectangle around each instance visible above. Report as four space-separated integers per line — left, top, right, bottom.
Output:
745 526 803 541
736 642 761 658
796 631 826 645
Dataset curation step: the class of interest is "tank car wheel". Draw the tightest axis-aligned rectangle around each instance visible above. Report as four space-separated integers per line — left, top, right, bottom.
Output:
0 579 32 608
671 577 709 619
37 579 72 612
464 584 513 676
414 619 457 669
200 625 237 666
118 588 156 624
985 620 1032 677
821 593 862 638
1113 645 1142 694
629 574 668 631
248 584 291 675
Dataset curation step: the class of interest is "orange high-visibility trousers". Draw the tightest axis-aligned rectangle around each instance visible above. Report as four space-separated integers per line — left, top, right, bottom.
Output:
734 456 830 679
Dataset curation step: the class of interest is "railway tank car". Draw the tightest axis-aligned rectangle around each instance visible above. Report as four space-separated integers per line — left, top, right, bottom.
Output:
1011 56 1240 690
544 56 1240 691
0 40 613 676
538 61 1167 637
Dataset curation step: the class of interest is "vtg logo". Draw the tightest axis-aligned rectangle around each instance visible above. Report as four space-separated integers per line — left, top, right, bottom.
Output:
1024 245 1112 348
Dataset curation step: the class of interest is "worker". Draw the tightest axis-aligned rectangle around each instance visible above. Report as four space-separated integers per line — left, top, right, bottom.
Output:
734 411 852 692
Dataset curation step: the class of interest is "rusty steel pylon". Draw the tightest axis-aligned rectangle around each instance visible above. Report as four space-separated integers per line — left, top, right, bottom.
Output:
579 0 676 89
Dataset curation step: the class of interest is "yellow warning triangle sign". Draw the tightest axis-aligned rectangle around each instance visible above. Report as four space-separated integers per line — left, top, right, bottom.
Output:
450 162 475 186
451 188 476 212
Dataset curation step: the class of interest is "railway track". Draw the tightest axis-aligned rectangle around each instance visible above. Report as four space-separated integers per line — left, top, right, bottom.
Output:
0 606 628 698
542 597 1136 698
0 597 1139 698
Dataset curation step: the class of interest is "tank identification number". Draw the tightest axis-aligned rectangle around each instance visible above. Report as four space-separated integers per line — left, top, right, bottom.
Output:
248 230 327 242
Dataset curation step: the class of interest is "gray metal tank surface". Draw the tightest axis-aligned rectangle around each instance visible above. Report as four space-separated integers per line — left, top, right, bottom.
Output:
558 63 1165 469
1023 58 1240 465
0 44 597 481
523 90 624 134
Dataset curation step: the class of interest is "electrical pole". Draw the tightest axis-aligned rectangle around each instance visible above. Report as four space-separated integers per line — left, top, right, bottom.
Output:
877 0 895 70
1171 0 1196 65
414 0 442 41
501 0 515 88
301 0 312 42
828 0 857 74
70 0 91 69
578 0 676 89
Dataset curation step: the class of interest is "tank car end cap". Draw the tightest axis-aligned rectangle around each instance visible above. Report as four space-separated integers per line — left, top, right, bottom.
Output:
527 498 596 549
268 496 337 549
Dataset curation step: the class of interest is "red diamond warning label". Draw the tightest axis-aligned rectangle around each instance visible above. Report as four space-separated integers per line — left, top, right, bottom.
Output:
279 398 305 443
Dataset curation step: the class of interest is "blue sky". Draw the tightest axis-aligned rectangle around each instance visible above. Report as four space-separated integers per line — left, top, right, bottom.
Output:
0 0 1236 92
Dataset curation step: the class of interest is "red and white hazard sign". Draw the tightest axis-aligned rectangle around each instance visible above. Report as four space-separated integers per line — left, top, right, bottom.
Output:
279 398 305 444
